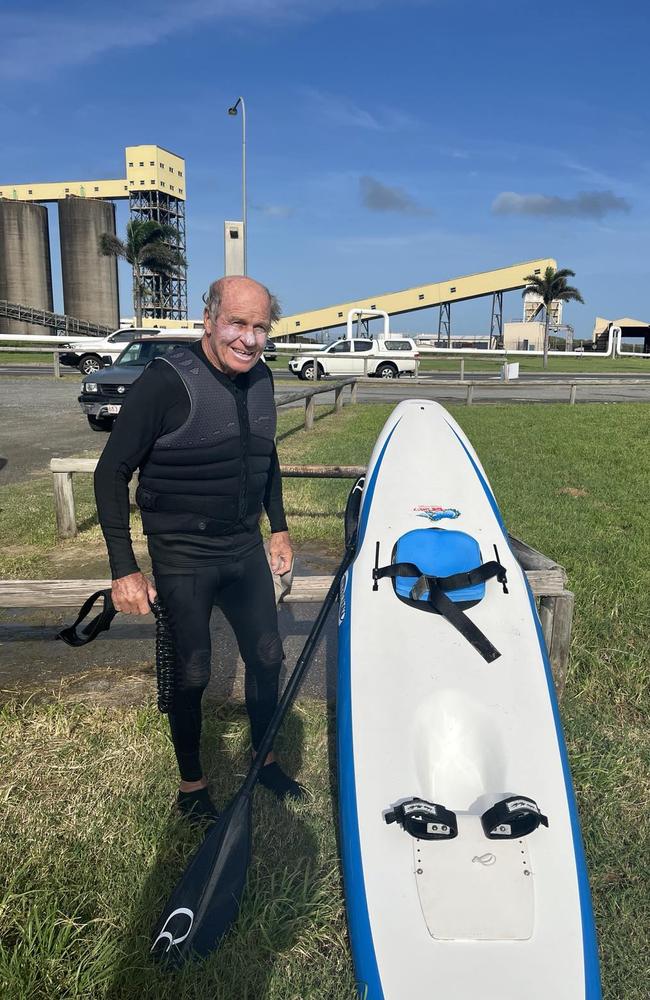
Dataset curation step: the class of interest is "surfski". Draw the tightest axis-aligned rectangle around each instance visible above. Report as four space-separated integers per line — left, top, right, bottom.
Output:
337 399 600 1000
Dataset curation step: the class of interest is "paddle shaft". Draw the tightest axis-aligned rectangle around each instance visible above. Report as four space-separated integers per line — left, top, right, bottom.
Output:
241 542 355 798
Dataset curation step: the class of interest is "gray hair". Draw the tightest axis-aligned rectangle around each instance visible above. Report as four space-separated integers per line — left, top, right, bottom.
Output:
202 277 281 325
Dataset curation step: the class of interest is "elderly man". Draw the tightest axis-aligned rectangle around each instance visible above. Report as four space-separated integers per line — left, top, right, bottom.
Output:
94 276 301 823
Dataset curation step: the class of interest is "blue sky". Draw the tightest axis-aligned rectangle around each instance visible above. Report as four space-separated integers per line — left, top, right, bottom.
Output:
2 0 649 338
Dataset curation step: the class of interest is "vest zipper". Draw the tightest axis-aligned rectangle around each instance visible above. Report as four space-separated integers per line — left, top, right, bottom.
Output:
237 386 250 523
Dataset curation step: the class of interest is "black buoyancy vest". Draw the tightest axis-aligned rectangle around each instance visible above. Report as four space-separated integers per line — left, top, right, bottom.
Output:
136 347 277 536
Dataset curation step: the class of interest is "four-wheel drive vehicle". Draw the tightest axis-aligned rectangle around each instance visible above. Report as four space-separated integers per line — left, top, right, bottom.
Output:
78 336 196 430
287 337 419 380
60 326 173 375
263 338 277 361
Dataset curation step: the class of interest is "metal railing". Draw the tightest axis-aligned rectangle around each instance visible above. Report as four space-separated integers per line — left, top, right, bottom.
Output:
0 299 113 338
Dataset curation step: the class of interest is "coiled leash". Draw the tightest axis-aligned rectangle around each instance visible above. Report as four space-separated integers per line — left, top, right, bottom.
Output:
151 597 175 714
57 589 176 713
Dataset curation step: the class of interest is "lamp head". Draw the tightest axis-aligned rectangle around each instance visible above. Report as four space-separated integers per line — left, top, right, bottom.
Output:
227 106 238 116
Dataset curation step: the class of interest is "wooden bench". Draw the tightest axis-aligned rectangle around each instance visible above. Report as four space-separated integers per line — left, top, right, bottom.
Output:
0 536 573 698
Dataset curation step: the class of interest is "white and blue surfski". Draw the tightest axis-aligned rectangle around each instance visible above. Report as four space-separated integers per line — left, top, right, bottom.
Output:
337 399 600 1000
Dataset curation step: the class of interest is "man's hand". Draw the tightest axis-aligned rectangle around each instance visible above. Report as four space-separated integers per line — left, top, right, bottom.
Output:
111 571 157 615
268 530 293 576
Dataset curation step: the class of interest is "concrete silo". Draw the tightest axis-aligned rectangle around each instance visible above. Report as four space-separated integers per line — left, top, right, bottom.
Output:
58 197 120 328
0 199 54 335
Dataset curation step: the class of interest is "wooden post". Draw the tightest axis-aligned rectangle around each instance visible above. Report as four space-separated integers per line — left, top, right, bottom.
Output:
539 592 574 699
350 380 358 404
305 395 315 430
334 384 344 412
569 383 577 405
53 349 61 379
460 359 465 381
363 358 368 378
466 382 474 405
52 472 77 539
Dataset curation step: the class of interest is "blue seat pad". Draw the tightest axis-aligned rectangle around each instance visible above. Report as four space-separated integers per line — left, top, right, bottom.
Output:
394 528 485 604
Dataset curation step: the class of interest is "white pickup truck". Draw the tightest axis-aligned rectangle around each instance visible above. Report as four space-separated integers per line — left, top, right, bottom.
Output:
58 327 168 374
287 336 419 380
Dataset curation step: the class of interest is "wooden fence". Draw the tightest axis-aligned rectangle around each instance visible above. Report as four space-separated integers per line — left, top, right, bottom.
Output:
275 378 357 429
0 533 573 698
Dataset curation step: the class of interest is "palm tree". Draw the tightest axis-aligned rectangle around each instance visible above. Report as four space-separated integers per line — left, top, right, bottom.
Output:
522 266 584 369
99 220 187 326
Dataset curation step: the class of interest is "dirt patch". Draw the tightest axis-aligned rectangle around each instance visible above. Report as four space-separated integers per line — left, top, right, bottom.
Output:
1 664 157 710
558 486 588 498
47 538 152 577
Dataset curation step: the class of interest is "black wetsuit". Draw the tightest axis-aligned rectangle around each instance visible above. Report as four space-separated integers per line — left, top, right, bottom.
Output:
94 340 287 781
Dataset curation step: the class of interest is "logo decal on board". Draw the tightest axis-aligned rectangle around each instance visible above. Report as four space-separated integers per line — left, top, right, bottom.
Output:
413 505 460 522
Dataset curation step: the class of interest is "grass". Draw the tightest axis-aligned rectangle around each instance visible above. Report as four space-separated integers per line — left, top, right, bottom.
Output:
0 400 649 997
0 699 356 999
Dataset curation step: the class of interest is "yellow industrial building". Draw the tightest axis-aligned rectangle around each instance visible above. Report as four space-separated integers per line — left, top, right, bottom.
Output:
0 145 186 204
0 146 187 334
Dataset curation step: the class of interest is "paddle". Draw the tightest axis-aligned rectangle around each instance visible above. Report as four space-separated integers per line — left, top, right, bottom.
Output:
150 477 364 967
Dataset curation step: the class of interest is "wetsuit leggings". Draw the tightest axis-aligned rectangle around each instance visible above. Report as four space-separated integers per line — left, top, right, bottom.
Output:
152 545 283 782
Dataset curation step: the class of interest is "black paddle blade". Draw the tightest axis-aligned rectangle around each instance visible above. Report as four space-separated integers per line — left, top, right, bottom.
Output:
150 791 253 967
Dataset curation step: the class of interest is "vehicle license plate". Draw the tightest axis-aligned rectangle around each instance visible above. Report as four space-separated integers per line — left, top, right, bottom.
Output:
106 404 122 415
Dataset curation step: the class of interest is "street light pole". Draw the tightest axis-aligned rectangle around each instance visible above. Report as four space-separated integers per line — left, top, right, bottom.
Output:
227 96 247 275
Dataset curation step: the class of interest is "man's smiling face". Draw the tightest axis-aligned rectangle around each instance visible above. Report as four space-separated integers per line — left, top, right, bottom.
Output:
202 277 271 377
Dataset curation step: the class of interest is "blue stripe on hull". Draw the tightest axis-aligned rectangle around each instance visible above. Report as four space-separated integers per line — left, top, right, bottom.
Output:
447 418 601 998
337 421 401 999
338 567 384 1000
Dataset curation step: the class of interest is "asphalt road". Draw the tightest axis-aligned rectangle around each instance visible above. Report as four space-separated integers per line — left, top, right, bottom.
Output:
1 373 102 484
2 371 650 486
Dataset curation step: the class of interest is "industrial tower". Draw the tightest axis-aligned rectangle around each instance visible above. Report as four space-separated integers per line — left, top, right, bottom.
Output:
0 144 187 331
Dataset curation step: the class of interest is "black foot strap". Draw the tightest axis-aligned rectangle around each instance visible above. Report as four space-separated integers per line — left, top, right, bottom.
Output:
481 796 549 839
385 798 458 840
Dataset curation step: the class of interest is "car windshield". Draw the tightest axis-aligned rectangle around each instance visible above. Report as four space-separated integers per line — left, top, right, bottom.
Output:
115 341 190 366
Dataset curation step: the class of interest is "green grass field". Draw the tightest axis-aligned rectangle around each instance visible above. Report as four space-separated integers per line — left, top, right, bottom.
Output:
1 401 649 998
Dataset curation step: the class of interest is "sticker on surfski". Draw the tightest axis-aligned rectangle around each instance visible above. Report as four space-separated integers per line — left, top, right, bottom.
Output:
413 505 460 522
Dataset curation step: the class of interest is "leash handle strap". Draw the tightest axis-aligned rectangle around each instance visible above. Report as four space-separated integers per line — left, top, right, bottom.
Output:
56 589 117 647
